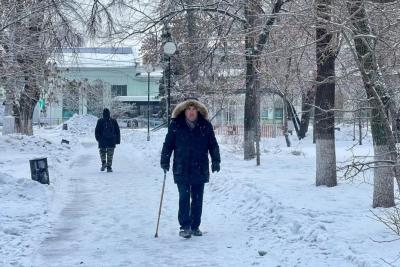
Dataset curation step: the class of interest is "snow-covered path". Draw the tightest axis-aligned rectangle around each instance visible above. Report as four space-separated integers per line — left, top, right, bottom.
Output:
32 131 247 267
21 127 400 267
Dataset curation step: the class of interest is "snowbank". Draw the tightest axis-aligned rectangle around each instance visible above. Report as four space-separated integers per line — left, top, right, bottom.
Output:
0 172 49 267
209 126 395 266
0 133 75 266
55 114 98 135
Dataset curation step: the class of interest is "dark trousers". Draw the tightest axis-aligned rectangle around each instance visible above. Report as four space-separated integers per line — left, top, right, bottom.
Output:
99 148 115 167
177 183 205 230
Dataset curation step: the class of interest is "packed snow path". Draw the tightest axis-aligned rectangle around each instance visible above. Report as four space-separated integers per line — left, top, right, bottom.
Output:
32 132 246 267
29 129 399 267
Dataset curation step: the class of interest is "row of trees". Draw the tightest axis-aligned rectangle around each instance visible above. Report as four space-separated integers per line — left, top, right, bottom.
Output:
137 0 400 208
1 0 400 208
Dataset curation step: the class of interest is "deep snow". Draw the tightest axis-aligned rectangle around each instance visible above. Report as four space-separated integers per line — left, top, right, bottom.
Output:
1 117 400 267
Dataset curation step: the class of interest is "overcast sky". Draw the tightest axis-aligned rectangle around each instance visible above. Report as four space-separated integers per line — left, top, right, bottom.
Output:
74 0 160 55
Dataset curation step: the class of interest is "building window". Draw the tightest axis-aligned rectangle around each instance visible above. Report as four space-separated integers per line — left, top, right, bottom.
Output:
111 85 127 97
274 108 283 121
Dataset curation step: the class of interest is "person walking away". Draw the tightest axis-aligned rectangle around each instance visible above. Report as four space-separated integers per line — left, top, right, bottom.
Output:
160 99 221 239
95 108 121 172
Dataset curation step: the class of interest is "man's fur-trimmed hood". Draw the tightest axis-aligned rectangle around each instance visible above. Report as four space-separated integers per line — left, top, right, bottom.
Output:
171 99 209 119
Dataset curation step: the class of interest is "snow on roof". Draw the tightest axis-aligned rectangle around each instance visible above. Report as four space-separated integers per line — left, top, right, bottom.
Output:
56 47 139 69
114 96 159 102
62 47 134 54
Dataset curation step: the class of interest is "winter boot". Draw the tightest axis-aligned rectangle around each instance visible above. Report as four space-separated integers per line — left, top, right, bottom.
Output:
107 167 113 173
192 228 203 236
101 162 106 172
179 228 191 239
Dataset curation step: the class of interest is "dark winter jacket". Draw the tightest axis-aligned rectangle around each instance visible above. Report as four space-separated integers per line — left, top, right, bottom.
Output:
95 109 121 149
160 100 221 185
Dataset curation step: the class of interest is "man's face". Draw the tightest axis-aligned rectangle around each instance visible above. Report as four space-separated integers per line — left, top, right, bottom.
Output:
185 105 198 122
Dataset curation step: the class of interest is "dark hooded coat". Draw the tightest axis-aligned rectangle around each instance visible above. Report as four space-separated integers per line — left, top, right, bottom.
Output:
95 108 121 149
160 100 220 185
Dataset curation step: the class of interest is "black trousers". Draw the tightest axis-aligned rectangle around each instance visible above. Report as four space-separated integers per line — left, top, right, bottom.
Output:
177 183 205 230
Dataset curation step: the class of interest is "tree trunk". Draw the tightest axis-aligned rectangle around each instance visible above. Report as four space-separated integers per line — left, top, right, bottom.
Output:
185 0 199 87
353 112 356 141
299 85 316 139
358 110 363 145
16 108 34 135
2 83 16 135
4 86 14 116
242 0 285 160
313 116 316 144
347 0 395 207
283 95 291 147
387 87 400 143
256 93 261 166
315 0 337 187
243 58 258 159
394 111 400 143
358 111 363 146
15 83 39 135
243 1 260 160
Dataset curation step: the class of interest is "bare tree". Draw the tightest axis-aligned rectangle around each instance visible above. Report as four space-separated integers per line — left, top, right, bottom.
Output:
314 0 338 187
137 0 291 160
345 0 397 207
0 0 83 135
62 79 107 118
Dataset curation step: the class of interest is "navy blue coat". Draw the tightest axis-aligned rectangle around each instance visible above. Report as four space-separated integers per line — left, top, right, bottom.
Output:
161 114 220 185
95 117 121 149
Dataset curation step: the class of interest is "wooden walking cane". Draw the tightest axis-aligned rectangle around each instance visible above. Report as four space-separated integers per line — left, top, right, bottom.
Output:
155 170 167 238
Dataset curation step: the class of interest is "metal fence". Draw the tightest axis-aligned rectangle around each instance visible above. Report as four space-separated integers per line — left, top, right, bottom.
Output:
117 118 164 129
213 124 283 138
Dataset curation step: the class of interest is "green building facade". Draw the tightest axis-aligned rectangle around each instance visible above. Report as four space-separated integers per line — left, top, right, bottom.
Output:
40 47 162 124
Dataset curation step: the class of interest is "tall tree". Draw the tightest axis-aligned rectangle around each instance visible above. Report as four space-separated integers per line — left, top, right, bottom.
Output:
314 0 338 187
140 0 289 160
243 0 287 159
243 0 262 159
346 0 396 207
0 0 82 135
184 0 200 88
298 84 316 139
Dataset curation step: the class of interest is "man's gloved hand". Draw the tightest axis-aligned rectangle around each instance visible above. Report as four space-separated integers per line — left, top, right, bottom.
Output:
212 162 220 173
161 163 170 172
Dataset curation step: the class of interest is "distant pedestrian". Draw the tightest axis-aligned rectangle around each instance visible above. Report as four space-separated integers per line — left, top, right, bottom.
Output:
95 108 120 172
160 99 220 238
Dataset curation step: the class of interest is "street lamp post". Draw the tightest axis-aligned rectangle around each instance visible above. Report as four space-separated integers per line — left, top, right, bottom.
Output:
163 41 177 126
144 64 153 141
167 57 171 126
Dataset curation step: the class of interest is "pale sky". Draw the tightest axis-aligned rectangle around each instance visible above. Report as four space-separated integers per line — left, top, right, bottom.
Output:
75 0 161 57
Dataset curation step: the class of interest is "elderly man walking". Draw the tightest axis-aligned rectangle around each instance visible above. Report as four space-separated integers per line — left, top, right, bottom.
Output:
160 99 221 238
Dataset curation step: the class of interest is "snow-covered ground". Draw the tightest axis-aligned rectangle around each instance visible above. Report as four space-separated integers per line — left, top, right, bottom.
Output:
1 117 400 267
